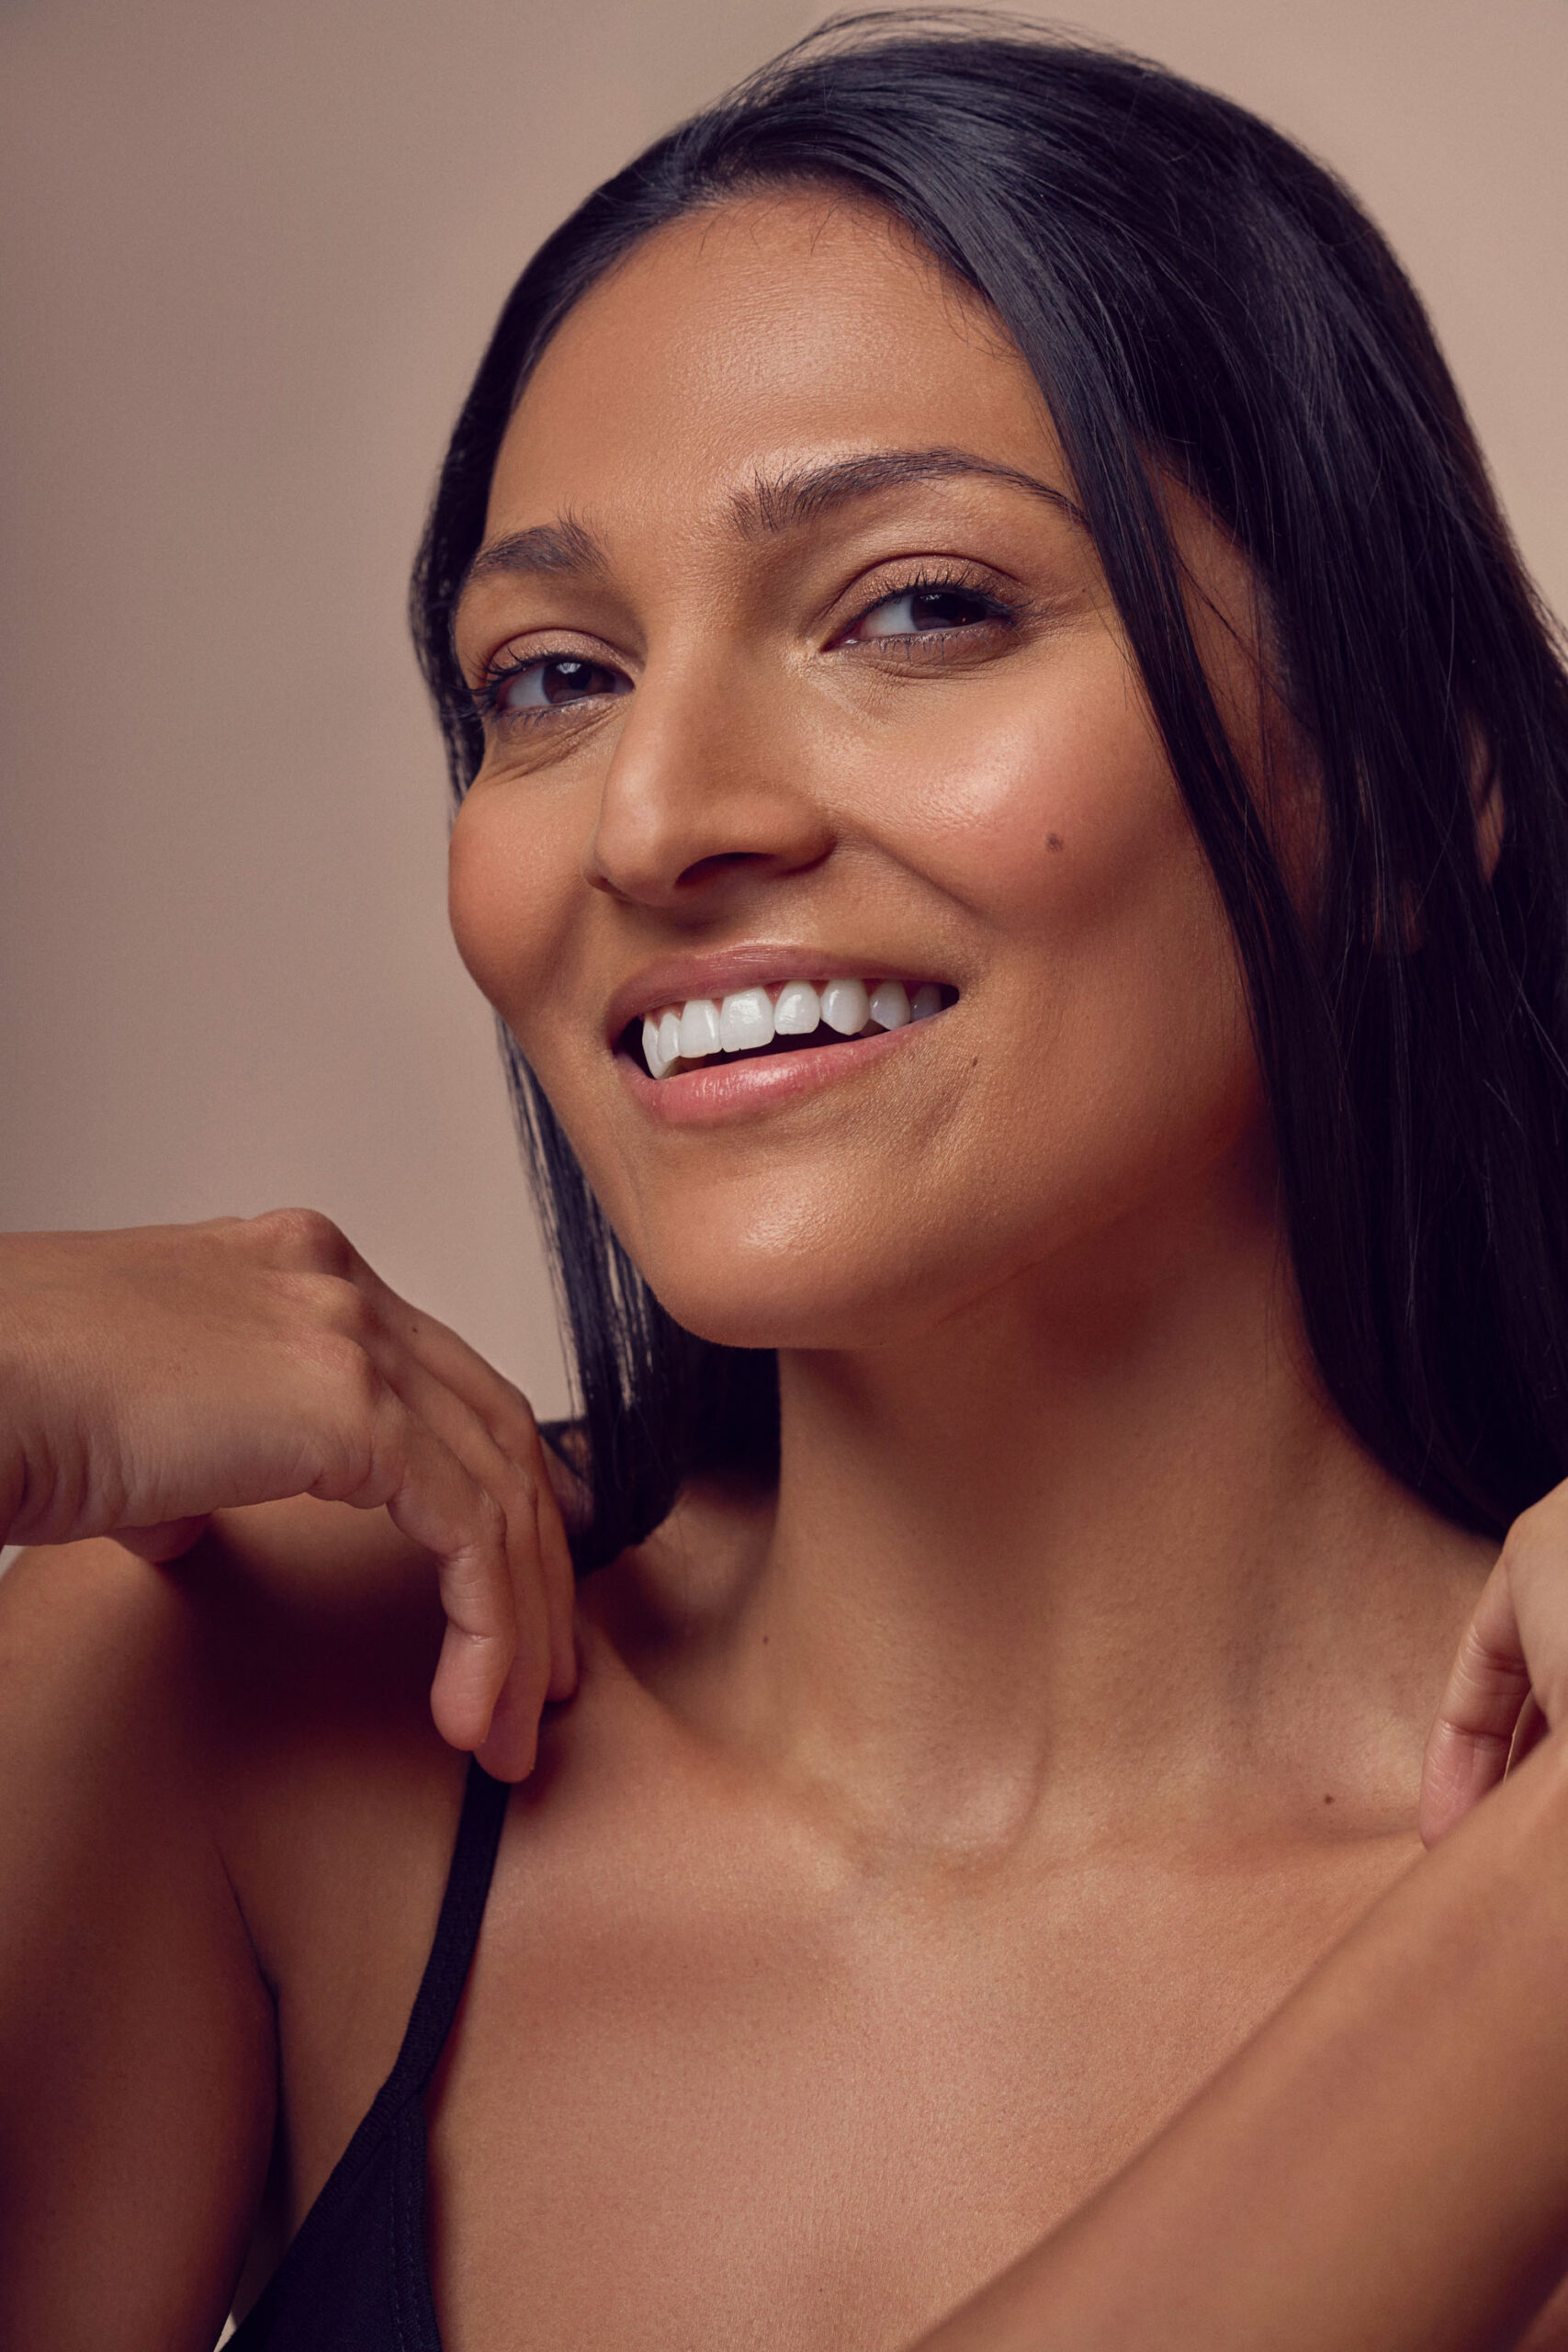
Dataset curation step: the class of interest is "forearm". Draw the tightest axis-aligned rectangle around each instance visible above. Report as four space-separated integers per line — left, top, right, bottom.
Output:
0 1283 32 1544
919 1731 1568 2352
0 1243 92 1546
0 1433 23 1545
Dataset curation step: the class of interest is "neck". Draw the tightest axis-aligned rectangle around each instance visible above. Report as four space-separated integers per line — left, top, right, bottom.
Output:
637 1173 1491 1855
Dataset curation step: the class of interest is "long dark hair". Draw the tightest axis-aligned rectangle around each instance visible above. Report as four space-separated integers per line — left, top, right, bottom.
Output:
412 9 1568 1569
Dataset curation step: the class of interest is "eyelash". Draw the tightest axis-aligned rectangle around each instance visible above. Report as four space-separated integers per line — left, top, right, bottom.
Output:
471 564 1021 726
471 649 622 725
842 564 1020 646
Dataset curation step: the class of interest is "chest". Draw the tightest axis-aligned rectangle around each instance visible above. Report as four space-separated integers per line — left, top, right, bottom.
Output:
424 1827 1413 2352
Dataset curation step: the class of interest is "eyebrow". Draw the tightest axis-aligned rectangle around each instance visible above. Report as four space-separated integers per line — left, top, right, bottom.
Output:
732 447 1087 537
460 512 606 593
457 446 1088 607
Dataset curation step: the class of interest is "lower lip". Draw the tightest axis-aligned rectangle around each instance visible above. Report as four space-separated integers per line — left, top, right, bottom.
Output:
617 1020 931 1126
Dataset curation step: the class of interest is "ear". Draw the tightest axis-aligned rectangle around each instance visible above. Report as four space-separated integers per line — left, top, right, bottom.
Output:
1470 728 1505 883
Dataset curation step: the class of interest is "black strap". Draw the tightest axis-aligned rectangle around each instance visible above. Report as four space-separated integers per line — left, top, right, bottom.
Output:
223 1758 510 2349
370 1758 511 2111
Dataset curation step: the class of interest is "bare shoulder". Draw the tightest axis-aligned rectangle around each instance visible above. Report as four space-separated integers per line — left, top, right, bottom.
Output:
0 1525 298 2351
498 1470 782 1897
0 1494 447 1781
0 1503 472 2346
0 1526 241 1898
0 1494 462 2012
1522 2280 1568 2351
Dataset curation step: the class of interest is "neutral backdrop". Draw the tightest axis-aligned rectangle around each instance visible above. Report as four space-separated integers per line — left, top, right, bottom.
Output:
3 0 1564 1428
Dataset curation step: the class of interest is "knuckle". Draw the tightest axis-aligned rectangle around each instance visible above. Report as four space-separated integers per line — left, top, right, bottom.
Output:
293 1326 386 1418
467 1372 536 1451
495 1471 542 1551
324 1279 376 1345
504 1381 540 1438
472 1487 509 1552
1500 1503 1552 1586
250 1205 353 1275
201 1212 254 1250
271 1268 376 1345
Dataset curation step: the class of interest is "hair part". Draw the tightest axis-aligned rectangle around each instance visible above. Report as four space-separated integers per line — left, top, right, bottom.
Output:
413 7 1568 1568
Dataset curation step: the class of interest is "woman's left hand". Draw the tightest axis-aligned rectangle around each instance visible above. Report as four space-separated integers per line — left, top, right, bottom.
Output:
1420 1482 1568 1845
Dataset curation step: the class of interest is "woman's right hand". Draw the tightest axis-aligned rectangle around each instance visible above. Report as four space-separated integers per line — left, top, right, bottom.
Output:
0 1211 577 1778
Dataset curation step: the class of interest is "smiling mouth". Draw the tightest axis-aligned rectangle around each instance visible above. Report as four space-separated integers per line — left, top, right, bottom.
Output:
622 977 957 1080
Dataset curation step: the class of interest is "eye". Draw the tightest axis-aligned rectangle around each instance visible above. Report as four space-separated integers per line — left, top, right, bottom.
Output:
482 652 630 719
846 582 1008 642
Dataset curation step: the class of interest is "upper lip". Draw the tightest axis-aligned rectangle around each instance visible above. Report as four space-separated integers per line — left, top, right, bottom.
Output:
604 944 953 1044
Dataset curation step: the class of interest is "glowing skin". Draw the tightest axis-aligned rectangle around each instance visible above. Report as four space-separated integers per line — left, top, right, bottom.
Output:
424 193 1507 2346
7 177 1568 2352
449 198 1270 1360
444 199 1484 1825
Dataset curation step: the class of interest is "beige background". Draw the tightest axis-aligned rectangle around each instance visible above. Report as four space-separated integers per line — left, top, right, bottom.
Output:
2 0 1564 1430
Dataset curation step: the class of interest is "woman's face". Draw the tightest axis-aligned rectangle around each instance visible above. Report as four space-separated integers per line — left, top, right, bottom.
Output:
448 190 1273 1352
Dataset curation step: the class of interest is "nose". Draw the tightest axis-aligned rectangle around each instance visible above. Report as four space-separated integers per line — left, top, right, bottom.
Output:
582 649 835 913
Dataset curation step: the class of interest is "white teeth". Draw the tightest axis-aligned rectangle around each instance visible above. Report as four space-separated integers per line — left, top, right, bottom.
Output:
679 998 722 1059
639 977 947 1073
773 979 820 1035
868 979 911 1031
643 1015 675 1080
719 986 775 1054
820 977 871 1036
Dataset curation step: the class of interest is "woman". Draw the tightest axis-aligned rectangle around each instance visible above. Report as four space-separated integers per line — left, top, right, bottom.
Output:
5 13 1568 2346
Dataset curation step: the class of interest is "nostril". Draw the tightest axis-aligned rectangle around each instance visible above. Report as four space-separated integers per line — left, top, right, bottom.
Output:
586 844 796 909
671 847 821 896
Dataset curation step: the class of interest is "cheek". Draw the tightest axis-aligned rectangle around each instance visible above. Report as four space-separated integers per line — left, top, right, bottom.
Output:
876 670 1258 1189
877 652 1204 971
447 789 576 1035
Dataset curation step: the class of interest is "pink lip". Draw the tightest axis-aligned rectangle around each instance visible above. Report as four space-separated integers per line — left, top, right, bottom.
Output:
604 944 950 1044
618 1019 926 1125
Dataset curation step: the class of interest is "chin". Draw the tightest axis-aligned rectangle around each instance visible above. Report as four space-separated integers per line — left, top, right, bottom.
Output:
627 1220 973 1355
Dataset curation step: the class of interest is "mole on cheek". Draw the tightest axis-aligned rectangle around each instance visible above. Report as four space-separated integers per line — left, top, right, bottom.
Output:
1047 833 1066 851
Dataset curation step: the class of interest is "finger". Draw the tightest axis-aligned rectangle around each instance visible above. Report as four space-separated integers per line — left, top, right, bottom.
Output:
353 1281 580 1702
1420 1562 1531 1847
363 1346 558 1774
401 1340 577 1701
535 1476 580 1703
1509 1690 1551 1773
256 1216 525 1466
476 1655 547 1781
482 1479 580 1754
340 1252 544 1467
314 1388 519 1760
266 1225 570 1768
462 1487 579 1761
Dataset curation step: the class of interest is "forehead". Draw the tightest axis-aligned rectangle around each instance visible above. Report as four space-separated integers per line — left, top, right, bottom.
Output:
487 189 1065 532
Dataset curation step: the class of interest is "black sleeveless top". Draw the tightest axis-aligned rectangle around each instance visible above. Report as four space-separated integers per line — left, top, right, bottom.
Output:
229 1758 510 2351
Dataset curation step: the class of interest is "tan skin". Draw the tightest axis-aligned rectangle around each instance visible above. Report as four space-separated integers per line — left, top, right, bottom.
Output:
3 187 1568 2350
